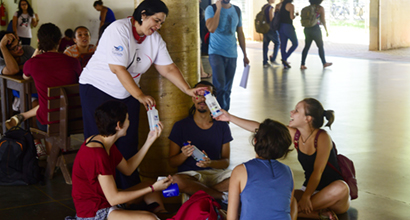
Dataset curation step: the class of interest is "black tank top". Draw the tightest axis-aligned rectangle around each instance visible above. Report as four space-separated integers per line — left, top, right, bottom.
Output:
279 3 292 25
295 130 343 190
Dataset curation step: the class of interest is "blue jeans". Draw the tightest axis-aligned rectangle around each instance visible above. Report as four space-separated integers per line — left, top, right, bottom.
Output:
209 54 237 111
263 29 280 64
279 23 298 62
301 25 326 65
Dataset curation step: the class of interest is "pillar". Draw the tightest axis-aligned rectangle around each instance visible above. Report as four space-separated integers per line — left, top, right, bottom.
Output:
135 0 200 179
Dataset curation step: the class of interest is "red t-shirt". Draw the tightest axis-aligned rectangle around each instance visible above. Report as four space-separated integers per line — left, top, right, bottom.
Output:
23 52 81 125
72 142 123 218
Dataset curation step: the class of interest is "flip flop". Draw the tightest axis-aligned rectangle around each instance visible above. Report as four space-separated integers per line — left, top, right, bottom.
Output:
201 72 212 79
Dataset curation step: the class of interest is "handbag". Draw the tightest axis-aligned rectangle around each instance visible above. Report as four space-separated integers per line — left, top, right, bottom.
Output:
294 129 358 200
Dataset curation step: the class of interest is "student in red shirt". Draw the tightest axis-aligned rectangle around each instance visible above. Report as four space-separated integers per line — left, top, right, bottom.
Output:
71 100 172 220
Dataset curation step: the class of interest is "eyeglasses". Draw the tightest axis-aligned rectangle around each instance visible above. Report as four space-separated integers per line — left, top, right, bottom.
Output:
9 40 22 52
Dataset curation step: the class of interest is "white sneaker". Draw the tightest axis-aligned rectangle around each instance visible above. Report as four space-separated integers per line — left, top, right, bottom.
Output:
271 61 280 65
222 192 228 204
263 63 271 68
35 141 47 161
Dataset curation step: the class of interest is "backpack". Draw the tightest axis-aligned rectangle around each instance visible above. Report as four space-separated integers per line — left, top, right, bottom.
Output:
294 129 358 200
0 127 41 185
167 190 225 220
202 4 241 55
271 10 280 31
254 5 270 34
300 5 319 27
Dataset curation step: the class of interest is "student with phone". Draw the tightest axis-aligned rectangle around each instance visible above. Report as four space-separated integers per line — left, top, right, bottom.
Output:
168 81 232 203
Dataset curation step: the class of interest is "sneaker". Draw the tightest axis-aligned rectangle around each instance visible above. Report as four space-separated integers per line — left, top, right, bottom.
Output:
5 114 25 130
271 61 280 65
263 63 271 68
35 141 47 161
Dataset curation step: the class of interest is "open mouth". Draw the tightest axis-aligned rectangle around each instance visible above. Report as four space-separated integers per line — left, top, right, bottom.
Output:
290 117 294 122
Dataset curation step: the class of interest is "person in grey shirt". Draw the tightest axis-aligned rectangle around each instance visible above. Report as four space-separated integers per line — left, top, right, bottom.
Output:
0 31 35 76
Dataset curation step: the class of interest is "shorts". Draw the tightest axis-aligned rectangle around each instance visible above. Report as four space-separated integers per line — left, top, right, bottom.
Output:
300 186 319 195
177 169 232 187
67 205 120 220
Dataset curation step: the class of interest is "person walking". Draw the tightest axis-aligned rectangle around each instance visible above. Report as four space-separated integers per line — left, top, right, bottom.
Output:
300 0 332 69
278 0 298 69
262 0 280 67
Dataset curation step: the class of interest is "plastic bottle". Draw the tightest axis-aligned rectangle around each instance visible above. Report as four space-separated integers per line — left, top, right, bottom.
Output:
204 90 222 117
157 176 180 197
147 106 160 131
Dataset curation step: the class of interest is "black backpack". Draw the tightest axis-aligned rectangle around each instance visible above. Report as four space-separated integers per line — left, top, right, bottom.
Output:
0 127 41 185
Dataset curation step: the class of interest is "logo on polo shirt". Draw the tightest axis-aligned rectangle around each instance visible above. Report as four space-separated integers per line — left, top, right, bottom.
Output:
112 45 124 56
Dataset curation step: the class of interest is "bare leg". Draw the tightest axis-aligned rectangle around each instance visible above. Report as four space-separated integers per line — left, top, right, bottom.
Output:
108 209 159 220
295 181 350 219
200 59 211 78
173 174 224 200
212 178 229 192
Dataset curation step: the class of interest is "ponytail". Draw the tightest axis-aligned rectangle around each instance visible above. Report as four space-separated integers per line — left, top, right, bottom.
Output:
323 110 335 129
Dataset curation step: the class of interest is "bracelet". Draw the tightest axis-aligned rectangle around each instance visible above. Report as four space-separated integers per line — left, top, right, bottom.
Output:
149 185 154 192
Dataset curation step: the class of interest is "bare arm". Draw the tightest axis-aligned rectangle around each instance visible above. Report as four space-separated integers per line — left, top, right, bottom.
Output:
286 3 296 20
198 142 230 169
0 34 20 75
98 175 172 206
215 109 260 133
109 64 155 109
155 63 206 97
226 164 246 220
31 14 39 28
100 8 107 28
236 26 249 66
168 140 191 168
319 6 328 36
116 124 162 176
205 0 222 33
12 16 18 37
298 131 333 214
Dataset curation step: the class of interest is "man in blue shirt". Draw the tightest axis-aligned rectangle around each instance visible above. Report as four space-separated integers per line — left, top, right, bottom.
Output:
205 0 249 111
169 81 232 201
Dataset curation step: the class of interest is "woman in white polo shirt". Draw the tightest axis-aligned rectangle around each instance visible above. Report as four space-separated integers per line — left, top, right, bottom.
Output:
79 0 203 189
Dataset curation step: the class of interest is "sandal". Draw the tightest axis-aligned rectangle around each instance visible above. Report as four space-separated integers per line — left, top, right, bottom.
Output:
201 72 212 79
319 209 339 220
5 114 25 130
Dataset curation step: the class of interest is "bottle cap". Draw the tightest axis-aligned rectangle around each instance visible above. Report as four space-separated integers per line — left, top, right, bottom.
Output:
204 90 210 96
183 142 189 146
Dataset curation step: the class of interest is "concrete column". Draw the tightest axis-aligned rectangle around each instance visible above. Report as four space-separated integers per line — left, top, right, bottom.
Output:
135 0 199 179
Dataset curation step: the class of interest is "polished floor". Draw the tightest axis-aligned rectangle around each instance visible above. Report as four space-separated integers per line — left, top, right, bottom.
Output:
1 44 410 219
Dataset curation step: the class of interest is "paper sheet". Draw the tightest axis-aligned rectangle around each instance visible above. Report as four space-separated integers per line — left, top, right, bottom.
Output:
240 64 250 88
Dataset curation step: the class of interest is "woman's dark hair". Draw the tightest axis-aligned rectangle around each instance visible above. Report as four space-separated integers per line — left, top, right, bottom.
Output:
309 0 323 5
93 0 103 7
283 0 293 4
17 0 34 17
188 81 217 116
133 0 169 25
95 100 128 137
64 29 74 38
253 119 292 160
73 26 90 39
302 98 335 129
37 23 62 51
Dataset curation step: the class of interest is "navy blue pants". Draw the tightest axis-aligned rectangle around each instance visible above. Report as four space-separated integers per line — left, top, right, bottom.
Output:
80 84 141 189
263 29 280 65
278 23 298 62
301 25 327 65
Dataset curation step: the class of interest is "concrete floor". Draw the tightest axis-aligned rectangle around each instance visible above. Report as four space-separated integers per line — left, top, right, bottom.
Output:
1 45 410 219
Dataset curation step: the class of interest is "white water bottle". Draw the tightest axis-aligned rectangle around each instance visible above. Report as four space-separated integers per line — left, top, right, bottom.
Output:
204 91 223 117
147 106 160 131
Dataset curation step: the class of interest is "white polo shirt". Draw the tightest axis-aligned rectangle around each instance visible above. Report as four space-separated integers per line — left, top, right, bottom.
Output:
80 18 173 99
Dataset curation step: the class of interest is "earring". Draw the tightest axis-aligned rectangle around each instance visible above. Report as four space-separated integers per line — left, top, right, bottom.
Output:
141 18 143 22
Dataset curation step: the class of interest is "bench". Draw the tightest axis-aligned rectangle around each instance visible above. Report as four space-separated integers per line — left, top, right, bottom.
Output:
30 83 83 184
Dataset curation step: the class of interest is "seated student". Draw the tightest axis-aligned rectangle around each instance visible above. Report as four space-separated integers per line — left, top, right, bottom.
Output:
6 23 82 156
168 81 231 202
71 100 172 220
64 26 96 59
215 112 297 220
58 28 75 53
0 31 37 112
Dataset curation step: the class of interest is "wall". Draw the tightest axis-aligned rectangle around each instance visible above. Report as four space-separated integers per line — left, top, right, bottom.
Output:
2 0 134 47
369 0 410 50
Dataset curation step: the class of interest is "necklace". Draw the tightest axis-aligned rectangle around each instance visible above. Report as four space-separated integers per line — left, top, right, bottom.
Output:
300 130 315 145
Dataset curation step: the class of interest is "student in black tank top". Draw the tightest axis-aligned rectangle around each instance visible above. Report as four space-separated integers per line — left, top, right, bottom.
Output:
277 0 298 69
